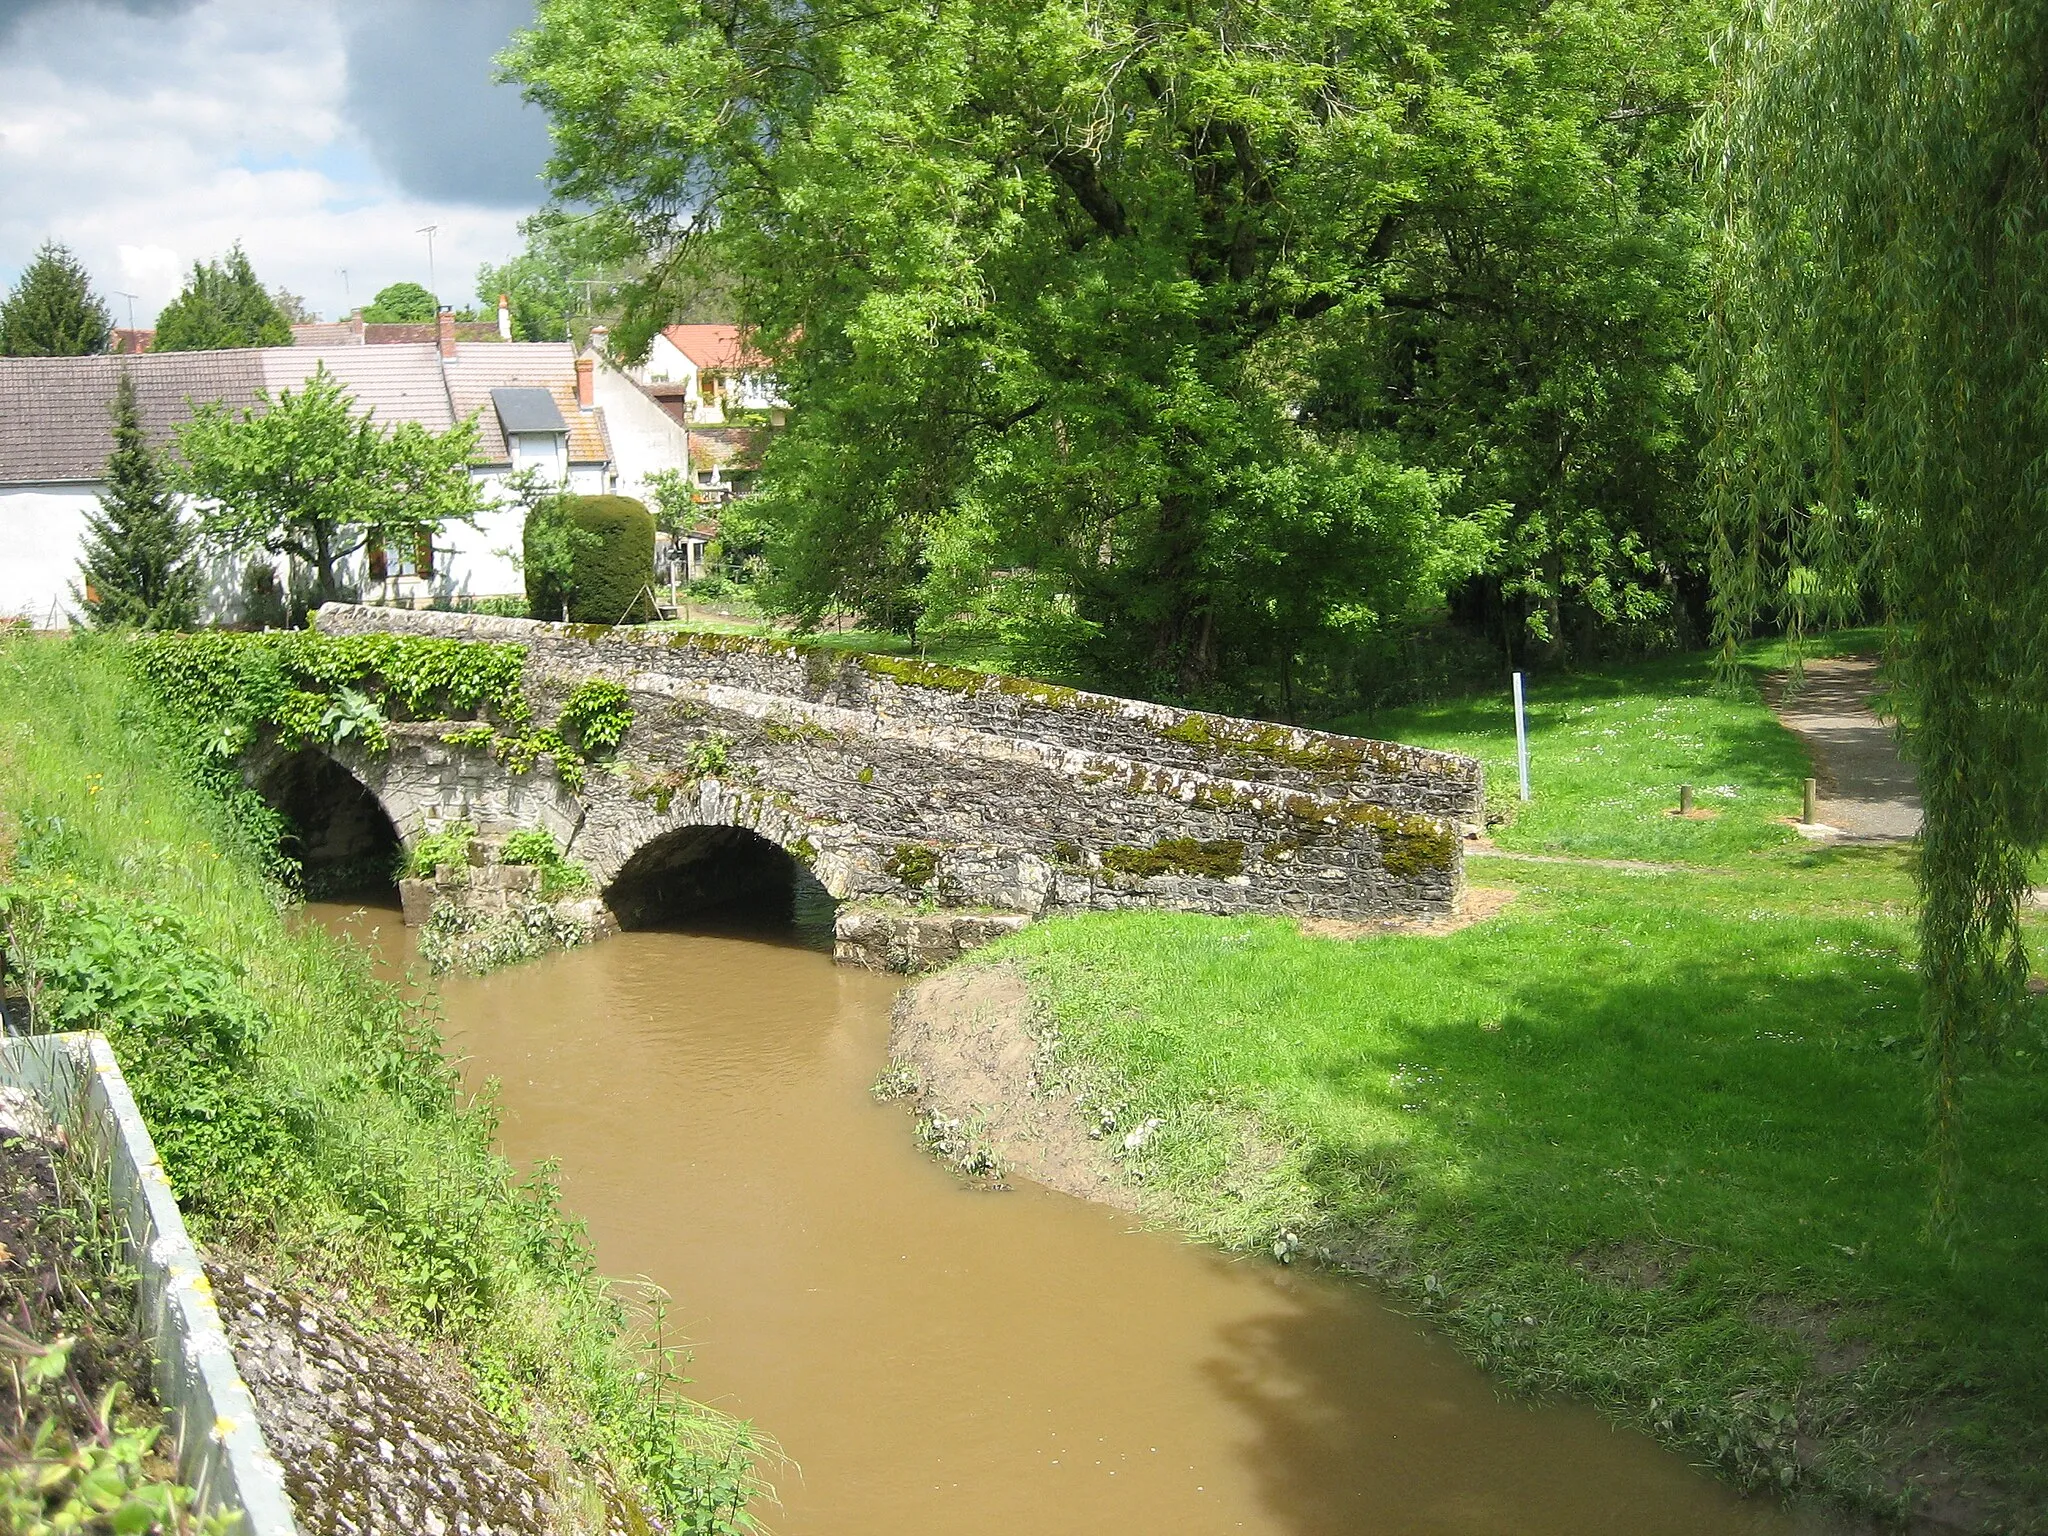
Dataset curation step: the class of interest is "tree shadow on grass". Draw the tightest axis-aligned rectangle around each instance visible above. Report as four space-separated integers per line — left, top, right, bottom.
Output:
1200 937 2044 1531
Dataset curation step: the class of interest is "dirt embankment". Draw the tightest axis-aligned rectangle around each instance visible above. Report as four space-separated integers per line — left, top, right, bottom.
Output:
887 963 1139 1209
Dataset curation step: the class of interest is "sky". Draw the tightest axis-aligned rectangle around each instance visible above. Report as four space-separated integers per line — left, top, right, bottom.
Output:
0 0 552 327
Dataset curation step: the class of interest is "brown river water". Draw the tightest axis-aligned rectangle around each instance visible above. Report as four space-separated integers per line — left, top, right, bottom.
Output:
309 899 1826 1536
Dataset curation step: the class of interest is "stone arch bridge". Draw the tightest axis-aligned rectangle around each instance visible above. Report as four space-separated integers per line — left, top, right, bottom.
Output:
277 605 1484 970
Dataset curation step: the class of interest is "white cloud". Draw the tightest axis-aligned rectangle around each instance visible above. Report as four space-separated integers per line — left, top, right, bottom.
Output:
0 0 537 325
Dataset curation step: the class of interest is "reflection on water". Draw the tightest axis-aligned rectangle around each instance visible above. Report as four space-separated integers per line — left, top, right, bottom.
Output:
311 900 1826 1536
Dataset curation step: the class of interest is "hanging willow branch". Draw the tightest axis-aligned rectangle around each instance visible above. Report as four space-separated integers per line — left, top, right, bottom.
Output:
1705 0 2048 1229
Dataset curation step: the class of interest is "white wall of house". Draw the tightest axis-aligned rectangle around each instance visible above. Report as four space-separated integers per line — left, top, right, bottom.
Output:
639 332 703 398
0 484 95 625
593 360 693 504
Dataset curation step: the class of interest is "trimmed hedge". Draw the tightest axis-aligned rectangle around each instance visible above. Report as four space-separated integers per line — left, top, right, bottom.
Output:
524 494 656 624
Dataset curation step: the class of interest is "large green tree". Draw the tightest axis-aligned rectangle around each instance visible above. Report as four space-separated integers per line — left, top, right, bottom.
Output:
0 241 112 356
175 364 485 605
1707 0 2048 1217
507 0 1714 702
362 281 439 323
76 371 199 630
151 245 291 351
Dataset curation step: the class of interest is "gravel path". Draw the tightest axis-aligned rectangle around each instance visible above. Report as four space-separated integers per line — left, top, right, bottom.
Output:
1770 657 1922 842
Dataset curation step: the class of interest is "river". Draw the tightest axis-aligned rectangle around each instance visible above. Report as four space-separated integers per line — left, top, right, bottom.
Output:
310 899 1826 1536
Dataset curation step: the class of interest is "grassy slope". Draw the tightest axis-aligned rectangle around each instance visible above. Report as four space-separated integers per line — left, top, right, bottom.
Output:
0 635 763 1529
983 644 2047 1528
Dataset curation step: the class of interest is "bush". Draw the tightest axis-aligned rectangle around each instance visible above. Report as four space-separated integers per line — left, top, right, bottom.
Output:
524 495 656 626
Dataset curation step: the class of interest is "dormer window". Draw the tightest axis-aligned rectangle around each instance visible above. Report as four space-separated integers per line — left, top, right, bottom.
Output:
491 387 571 482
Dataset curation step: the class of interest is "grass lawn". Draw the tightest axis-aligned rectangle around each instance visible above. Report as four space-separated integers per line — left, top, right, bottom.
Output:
973 641 2048 1530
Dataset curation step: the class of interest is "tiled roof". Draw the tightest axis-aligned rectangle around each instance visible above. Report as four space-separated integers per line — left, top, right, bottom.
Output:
0 342 611 482
660 324 766 371
445 343 611 464
262 347 456 431
290 322 358 346
0 351 267 482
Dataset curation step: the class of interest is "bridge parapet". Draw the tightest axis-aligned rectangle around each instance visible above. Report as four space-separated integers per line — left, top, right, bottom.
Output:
312 605 1484 968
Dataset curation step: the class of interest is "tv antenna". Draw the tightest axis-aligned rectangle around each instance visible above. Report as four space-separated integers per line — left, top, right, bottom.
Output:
113 290 137 331
417 225 439 299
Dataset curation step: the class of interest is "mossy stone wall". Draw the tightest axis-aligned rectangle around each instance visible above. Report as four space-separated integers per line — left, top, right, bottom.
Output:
310 605 1480 953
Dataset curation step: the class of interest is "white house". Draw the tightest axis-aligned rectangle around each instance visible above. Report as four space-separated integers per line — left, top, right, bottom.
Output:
629 323 786 425
0 313 633 624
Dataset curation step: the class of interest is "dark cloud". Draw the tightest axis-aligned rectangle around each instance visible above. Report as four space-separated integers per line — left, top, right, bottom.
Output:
0 0 197 34
339 0 553 209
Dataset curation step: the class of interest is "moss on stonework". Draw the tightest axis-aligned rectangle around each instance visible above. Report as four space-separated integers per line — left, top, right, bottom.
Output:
1268 796 1457 878
1156 712 1422 779
763 714 832 746
852 653 1116 712
1101 838 1247 880
886 843 940 887
856 653 989 694
788 836 819 865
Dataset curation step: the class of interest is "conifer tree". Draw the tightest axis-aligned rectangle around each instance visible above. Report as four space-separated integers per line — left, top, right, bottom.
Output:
76 371 199 629
151 244 291 351
0 240 112 356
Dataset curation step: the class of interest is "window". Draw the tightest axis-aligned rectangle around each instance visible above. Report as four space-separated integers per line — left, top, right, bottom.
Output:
366 534 435 581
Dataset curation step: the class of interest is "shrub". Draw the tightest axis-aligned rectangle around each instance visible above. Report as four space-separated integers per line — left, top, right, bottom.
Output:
558 678 633 754
404 821 476 880
524 495 655 626
498 827 595 899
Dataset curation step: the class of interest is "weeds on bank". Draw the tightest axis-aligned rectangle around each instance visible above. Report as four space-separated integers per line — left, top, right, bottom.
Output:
0 633 764 1532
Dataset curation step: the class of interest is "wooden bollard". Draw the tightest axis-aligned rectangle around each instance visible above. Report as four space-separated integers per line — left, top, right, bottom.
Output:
1678 784 1694 815
1803 777 1818 825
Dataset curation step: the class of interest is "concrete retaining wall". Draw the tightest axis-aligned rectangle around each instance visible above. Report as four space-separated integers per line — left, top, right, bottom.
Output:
0 1032 300 1535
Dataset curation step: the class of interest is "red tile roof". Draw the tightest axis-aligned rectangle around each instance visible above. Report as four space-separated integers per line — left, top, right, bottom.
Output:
660 324 767 371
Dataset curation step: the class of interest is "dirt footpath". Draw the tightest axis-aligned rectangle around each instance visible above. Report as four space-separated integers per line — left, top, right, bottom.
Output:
1770 657 1922 842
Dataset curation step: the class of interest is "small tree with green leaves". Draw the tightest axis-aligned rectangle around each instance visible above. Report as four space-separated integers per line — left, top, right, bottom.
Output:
362 281 439 323
0 241 111 356
176 363 486 606
151 245 291 351
75 372 198 630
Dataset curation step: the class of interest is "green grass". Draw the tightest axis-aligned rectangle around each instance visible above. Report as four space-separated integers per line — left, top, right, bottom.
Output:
0 634 764 1531
968 638 2046 1530
987 851 2048 1524
1335 650 1817 863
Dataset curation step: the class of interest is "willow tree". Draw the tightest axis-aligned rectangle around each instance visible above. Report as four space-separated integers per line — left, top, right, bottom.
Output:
1706 0 2048 1219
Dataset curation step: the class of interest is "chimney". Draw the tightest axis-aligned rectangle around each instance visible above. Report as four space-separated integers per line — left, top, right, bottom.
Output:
575 355 595 410
349 308 365 344
588 324 610 357
497 292 512 342
437 306 457 359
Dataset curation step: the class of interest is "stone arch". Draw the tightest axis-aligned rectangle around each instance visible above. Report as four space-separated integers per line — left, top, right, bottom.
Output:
603 822 835 939
252 746 407 898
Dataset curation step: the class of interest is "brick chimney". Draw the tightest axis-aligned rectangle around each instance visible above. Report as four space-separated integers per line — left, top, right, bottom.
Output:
497 292 512 342
348 308 365 344
575 355 595 410
437 306 457 359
